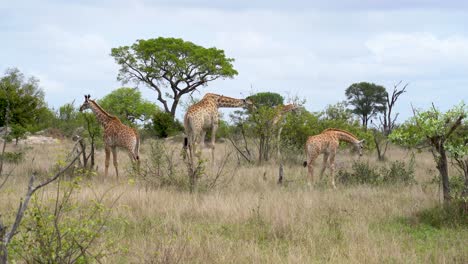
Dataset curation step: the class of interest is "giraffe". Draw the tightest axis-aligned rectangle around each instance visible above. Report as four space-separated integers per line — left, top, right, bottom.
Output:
79 94 140 178
184 93 254 163
303 128 364 189
271 103 301 159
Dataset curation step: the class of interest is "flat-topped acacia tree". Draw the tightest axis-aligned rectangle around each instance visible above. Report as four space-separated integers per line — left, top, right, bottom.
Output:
111 37 238 117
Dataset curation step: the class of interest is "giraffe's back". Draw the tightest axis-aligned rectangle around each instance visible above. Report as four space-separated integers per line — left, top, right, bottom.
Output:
105 120 139 151
305 133 339 156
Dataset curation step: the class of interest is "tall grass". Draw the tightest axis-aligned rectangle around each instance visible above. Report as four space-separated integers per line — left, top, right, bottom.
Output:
1 140 466 263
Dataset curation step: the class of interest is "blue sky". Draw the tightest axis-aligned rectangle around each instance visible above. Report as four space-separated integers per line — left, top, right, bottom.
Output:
1 0 467 122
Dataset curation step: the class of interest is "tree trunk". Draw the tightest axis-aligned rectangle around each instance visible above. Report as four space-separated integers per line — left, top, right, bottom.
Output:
462 158 468 198
278 163 284 184
437 146 451 203
170 97 180 117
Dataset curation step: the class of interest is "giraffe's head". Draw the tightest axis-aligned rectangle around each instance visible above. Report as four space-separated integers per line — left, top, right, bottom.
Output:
354 139 365 156
79 94 92 112
243 98 255 110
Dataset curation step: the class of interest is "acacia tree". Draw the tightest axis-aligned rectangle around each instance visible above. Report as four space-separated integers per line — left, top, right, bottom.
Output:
345 82 387 129
111 37 238 117
389 102 467 203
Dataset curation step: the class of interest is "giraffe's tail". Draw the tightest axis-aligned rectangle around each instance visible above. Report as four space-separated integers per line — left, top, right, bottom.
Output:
184 137 188 149
303 161 307 167
134 132 140 161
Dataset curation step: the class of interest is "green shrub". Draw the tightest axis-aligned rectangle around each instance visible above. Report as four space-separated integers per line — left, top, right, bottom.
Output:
337 160 415 186
150 111 183 138
0 151 24 164
415 202 468 228
9 178 119 263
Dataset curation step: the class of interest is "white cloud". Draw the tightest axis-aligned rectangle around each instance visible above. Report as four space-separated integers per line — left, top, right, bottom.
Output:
366 33 468 72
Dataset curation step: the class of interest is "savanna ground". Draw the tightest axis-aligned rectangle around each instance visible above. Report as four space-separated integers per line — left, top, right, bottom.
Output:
1 138 467 263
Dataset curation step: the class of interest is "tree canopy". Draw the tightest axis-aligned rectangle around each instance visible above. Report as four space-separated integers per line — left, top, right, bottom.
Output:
247 92 284 108
110 37 238 117
0 68 47 130
345 82 387 129
98 87 158 126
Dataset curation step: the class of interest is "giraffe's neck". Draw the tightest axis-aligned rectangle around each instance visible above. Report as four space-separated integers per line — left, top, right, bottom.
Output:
88 100 115 126
327 129 359 144
216 96 245 108
272 104 298 126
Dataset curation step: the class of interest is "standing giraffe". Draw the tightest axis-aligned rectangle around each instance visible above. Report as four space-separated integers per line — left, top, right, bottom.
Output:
271 103 301 159
303 128 364 188
79 94 140 178
184 93 254 163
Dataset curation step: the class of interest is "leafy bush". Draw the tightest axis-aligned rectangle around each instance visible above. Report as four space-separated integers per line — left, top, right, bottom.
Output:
337 160 415 186
9 178 119 263
150 111 184 138
414 202 468 228
0 151 24 163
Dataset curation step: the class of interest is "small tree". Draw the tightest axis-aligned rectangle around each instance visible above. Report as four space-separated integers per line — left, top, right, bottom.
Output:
111 37 238 117
389 102 467 203
244 92 284 163
99 87 158 126
0 68 48 131
373 81 408 161
345 82 387 129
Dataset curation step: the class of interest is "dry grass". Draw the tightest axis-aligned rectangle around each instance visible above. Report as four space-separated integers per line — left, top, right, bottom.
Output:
1 140 467 263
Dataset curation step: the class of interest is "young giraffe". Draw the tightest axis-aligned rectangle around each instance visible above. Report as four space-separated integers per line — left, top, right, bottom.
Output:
184 93 254 162
271 103 301 159
79 95 140 178
303 128 364 188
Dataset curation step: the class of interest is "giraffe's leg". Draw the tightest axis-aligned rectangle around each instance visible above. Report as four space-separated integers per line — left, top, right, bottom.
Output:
104 146 110 178
306 152 318 187
277 127 283 159
329 151 337 189
320 153 329 179
210 123 218 168
200 130 207 149
112 147 119 179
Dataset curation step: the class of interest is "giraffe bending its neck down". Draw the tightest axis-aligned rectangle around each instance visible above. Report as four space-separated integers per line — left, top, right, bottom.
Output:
80 94 140 178
184 93 254 163
271 103 301 159
303 128 364 188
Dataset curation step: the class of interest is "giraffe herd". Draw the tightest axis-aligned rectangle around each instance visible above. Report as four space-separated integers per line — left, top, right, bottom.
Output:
80 92 365 188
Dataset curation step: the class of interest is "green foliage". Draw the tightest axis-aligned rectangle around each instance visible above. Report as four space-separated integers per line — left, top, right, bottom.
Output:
0 151 24 164
247 92 284 108
389 102 467 148
280 109 374 151
414 202 468 228
149 111 183 138
321 101 355 123
0 68 48 130
99 87 158 126
345 82 387 128
9 123 28 144
336 160 415 186
9 178 118 263
111 37 238 116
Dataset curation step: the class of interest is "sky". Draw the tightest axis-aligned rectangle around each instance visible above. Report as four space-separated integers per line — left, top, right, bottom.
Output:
1 0 467 122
